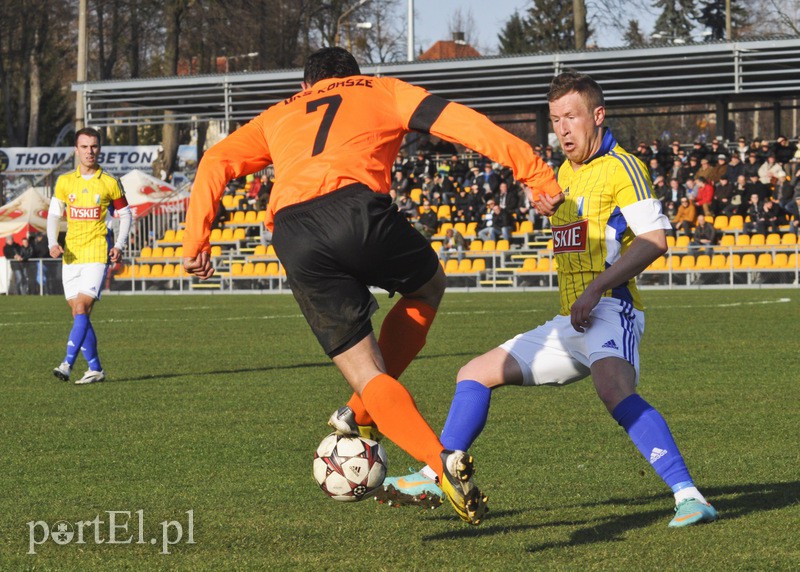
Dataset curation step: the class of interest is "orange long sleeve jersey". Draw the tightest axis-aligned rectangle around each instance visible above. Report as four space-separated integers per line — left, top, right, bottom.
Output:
183 75 561 257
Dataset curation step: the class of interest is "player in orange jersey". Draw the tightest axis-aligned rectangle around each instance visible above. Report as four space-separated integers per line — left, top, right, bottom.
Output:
48 127 131 385
183 47 563 525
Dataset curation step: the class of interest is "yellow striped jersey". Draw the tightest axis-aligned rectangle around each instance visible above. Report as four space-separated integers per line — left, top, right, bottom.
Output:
54 167 126 264
551 129 670 315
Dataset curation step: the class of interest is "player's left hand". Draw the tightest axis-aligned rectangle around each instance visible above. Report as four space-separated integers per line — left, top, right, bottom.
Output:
109 247 122 263
570 284 602 333
533 191 564 217
183 251 214 280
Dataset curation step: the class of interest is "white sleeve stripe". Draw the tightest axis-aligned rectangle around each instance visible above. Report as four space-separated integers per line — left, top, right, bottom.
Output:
621 199 671 236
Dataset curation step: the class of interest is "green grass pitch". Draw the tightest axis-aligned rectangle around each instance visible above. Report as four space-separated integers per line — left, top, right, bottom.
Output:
1 290 798 570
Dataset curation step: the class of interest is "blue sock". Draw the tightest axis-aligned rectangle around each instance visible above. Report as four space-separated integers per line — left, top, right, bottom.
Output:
65 314 90 367
612 394 693 491
80 320 102 371
440 380 492 451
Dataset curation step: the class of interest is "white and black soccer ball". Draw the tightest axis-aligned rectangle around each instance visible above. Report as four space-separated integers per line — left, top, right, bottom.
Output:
313 433 388 502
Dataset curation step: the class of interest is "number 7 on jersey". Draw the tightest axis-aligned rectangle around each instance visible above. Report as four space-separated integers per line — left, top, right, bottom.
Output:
306 95 342 156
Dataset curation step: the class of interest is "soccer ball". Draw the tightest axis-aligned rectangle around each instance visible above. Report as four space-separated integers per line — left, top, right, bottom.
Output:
313 433 388 502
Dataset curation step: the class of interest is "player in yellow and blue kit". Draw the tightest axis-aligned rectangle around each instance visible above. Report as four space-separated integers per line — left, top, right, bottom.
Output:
47 127 132 385
381 70 718 528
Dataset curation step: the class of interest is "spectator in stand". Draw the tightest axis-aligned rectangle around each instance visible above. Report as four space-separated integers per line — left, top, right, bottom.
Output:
671 196 697 237
543 145 561 169
684 178 698 202
478 163 500 194
743 151 762 179
761 199 784 234
774 135 798 178
441 227 466 262
726 174 747 216
634 141 653 164
31 231 53 294
689 214 716 256
416 198 438 241
734 137 750 162
756 139 772 162
440 173 457 205
476 199 513 241
652 177 668 206
669 157 689 185
714 175 734 216
18 236 36 295
411 151 435 182
664 177 685 209
395 192 418 221
694 177 715 216
685 156 699 181
495 181 518 214
695 157 716 183
689 140 709 162
708 139 727 161
3 236 24 294
710 154 728 183
745 173 769 202
724 154 744 182
758 154 787 195
744 193 765 234
462 166 480 189
452 187 472 224
391 168 411 197
447 154 469 185
669 140 682 163
648 157 665 183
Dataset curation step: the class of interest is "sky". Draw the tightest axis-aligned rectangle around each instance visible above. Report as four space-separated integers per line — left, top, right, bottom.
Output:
410 0 657 55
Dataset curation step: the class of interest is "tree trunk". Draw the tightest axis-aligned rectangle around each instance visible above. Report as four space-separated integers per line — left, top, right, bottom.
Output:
573 0 587 49
27 37 41 145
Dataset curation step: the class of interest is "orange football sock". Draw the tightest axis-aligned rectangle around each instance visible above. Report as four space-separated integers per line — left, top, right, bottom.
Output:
347 298 437 427
360 373 444 477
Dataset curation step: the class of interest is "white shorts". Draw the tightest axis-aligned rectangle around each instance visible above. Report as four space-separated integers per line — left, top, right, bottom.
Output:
499 298 644 386
62 263 108 300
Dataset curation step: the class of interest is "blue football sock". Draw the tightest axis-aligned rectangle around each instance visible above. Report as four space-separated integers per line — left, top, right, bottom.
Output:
65 314 90 367
80 320 102 371
612 394 693 491
440 380 492 451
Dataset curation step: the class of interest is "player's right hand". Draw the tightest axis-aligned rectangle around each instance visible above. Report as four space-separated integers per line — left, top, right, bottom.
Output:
183 251 215 280
533 191 564 217
50 245 64 259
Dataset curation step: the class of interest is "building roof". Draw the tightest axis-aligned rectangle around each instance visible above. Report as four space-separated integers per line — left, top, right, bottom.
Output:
419 40 481 61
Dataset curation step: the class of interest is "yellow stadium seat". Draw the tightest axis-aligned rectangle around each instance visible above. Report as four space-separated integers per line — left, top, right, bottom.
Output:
209 228 222 242
151 246 164 258
729 254 741 268
712 215 728 231
244 210 257 223
175 229 185 242
256 210 266 222
773 253 788 268
482 240 496 251
728 215 744 232
784 252 797 268
162 246 175 258
666 235 676 248
755 253 773 268
536 257 552 272
254 262 267 275
515 220 534 235
719 235 735 247
163 264 177 277
453 222 467 234
161 229 176 243
519 258 537 272
444 259 459 273
231 211 246 224
740 253 756 268
710 254 727 269
765 233 781 246
210 246 222 257
150 264 164 277
735 234 751 247
781 233 797 246
135 264 151 278
496 239 510 251
675 235 690 249
466 222 478 236
254 244 267 256
438 222 453 235
410 188 423 203
545 239 554 252
222 195 235 209
469 240 483 252
175 246 183 258
221 228 234 241
647 256 667 271
266 262 279 276
472 258 486 272
267 244 277 257
140 246 152 258
680 255 695 270
233 228 246 240
231 263 243 276
241 262 255 276
437 205 451 220
695 254 711 269
430 241 442 252
670 255 681 270
115 265 131 279
458 259 472 272
749 234 765 247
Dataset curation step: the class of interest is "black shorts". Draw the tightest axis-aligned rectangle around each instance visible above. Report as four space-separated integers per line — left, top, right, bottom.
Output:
271 184 440 358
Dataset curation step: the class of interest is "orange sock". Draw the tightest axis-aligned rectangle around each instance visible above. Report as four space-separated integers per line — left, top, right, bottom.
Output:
347 299 437 427
361 373 443 477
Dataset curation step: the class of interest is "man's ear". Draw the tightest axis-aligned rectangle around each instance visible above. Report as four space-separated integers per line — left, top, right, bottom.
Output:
301 81 310 90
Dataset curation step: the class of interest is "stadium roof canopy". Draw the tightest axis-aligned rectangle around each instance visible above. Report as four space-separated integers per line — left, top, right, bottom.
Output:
75 36 800 138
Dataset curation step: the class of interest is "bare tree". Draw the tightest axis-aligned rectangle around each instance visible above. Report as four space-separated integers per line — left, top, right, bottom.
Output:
447 7 481 51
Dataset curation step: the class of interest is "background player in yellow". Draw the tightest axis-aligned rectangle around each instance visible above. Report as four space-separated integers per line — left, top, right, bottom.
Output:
182 47 562 525
48 127 131 385
383 70 718 529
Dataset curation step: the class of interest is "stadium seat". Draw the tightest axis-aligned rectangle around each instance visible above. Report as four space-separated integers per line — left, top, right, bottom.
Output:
233 228 246 241
694 254 711 269
749 234 765 247
176 229 185 242
729 254 741 268
712 215 728 232
781 233 797 246
482 240 496 251
740 253 756 269
209 228 222 242
267 244 277 257
496 239 510 251
785 253 797 269
231 211 246 224
710 254 727 269
438 222 453 235
719 235 735 247
666 235 676 248
437 205 451 220
444 259 459 273
254 262 267 275
222 195 236 209
256 210 266 222
453 222 467 234
773 253 788 268
544 239 554 252
254 244 267 256
756 253 773 268
151 246 164 258
241 262 255 276
266 262 279 276
410 188 423 203
231 263 243 276
175 246 184 258
164 264 177 277
430 241 442 252
162 246 175 258
675 235 690 249
458 259 472 273
728 215 744 232
150 264 164 277
669 255 681 270
135 264 151 278
647 256 667 271
765 233 781 246
536 257 552 272
471 259 486 272
161 229 176 243
519 258 537 272
211 246 222 257
735 234 751 247
515 220 534 235
221 228 234 241
244 210 257 223
466 222 478 236
140 246 153 258
679 255 695 270
469 240 483 252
